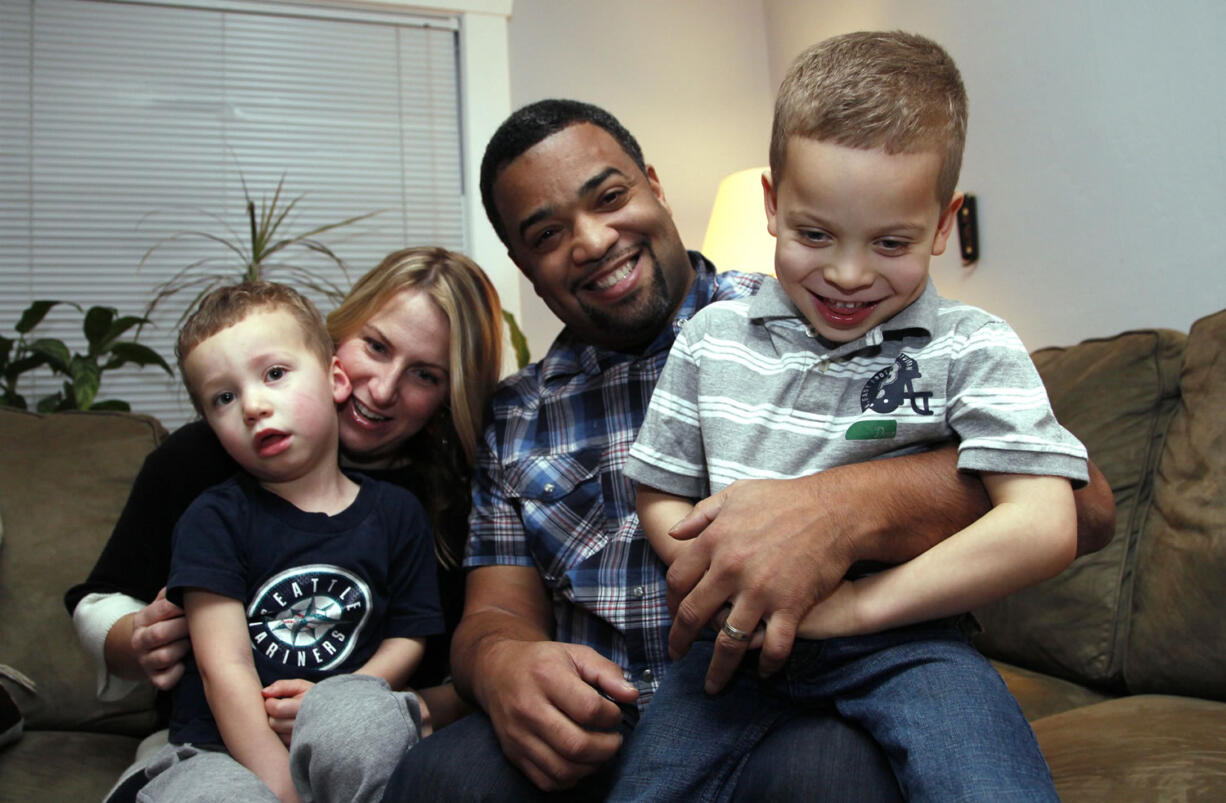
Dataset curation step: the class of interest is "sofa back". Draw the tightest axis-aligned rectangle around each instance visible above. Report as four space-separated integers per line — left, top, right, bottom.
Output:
1126 307 1226 699
975 308 1226 701
0 408 165 735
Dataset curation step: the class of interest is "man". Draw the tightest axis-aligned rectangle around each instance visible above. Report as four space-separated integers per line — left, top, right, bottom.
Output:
381 99 1114 801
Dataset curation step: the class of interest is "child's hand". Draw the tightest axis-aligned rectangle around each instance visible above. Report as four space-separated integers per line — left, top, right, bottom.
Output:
262 678 315 746
795 580 863 640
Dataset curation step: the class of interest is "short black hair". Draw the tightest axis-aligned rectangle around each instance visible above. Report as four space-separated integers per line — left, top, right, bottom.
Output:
479 99 647 246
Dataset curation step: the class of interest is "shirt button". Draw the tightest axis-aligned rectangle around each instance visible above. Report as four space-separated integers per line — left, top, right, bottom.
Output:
631 585 645 598
641 669 655 683
542 482 556 494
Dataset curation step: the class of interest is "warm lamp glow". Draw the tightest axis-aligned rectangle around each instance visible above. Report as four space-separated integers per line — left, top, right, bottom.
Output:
701 167 776 275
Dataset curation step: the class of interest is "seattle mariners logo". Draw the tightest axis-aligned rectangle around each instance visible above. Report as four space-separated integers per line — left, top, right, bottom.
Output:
247 565 371 671
860 354 934 416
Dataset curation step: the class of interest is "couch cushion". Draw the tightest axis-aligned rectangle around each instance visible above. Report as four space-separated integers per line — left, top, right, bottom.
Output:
1032 695 1226 802
974 328 1185 689
0 408 164 735
991 660 1114 722
0 728 142 802
1125 308 1226 700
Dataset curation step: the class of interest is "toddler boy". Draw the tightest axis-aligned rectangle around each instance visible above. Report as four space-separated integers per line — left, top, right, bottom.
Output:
614 31 1086 801
126 282 441 802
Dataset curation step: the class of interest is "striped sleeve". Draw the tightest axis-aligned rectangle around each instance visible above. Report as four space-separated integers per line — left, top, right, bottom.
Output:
625 324 709 499
946 319 1088 486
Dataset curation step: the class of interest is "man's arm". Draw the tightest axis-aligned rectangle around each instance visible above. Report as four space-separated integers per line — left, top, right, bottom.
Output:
450 565 638 792
185 590 299 803
666 445 1115 690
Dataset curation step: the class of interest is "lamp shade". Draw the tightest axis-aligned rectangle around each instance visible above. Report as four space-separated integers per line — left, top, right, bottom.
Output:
701 167 776 275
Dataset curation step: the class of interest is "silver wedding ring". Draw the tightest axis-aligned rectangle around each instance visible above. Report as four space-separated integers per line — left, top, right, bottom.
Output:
721 620 752 643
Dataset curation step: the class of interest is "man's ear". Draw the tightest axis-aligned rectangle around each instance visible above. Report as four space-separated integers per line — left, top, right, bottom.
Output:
330 356 352 404
762 170 779 237
931 192 965 256
645 165 673 215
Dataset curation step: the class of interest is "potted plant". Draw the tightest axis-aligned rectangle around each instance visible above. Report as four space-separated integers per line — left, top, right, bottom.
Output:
1 300 172 412
140 172 379 327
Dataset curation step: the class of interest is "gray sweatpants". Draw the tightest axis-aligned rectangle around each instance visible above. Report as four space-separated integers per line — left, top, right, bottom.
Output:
126 675 422 803
290 673 424 803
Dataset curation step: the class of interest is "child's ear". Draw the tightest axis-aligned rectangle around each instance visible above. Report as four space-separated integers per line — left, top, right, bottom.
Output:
931 192 965 256
330 356 351 404
761 170 779 237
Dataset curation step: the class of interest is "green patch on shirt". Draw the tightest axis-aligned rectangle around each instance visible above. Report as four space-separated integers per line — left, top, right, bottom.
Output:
845 420 897 440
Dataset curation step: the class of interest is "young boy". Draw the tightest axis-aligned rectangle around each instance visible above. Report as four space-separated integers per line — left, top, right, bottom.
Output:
613 32 1086 801
130 282 441 802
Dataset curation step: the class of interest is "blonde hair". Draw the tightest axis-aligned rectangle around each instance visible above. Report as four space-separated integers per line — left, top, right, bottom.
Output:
177 281 332 414
327 246 503 467
770 31 968 205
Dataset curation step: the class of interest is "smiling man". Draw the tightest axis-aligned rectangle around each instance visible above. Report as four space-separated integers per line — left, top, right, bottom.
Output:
377 99 1116 802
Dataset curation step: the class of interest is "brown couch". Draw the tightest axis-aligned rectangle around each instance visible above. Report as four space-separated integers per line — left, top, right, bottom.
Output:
974 306 1226 800
0 410 165 801
1 309 1224 801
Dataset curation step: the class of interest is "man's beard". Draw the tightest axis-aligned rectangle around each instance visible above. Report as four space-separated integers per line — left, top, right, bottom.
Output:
580 245 676 347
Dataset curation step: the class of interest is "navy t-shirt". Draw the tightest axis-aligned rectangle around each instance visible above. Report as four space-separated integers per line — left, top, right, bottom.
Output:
167 472 442 746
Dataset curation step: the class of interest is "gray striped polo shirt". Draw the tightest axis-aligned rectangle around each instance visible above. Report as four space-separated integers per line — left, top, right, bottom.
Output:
625 276 1087 499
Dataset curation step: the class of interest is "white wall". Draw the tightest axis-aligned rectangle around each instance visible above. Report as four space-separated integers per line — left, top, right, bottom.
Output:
502 0 775 355
763 0 1226 348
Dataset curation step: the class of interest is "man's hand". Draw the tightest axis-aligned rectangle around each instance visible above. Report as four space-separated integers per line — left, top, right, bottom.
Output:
262 678 315 747
130 587 191 690
667 476 858 693
475 639 637 791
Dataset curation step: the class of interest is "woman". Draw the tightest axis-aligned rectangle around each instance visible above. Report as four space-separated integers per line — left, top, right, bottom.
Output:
66 246 503 739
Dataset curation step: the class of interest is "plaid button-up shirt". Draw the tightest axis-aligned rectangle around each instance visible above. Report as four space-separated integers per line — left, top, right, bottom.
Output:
465 253 765 706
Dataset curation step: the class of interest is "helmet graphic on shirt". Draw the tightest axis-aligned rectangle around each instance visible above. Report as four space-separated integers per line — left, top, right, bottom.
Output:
860 353 934 416
248 565 371 671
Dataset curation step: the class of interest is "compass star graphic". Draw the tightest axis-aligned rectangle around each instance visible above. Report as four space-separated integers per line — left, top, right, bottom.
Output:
267 595 344 647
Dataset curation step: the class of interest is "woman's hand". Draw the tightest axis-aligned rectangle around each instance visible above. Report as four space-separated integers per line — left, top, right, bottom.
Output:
263 678 316 747
121 587 190 689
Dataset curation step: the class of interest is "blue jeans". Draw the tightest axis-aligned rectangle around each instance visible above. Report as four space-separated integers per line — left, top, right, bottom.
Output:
380 690 901 802
609 618 1057 803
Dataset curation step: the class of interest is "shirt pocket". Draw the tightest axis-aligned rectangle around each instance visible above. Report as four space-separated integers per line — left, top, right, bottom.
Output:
504 448 606 586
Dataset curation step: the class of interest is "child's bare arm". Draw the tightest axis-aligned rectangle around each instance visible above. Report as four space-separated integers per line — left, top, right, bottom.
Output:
184 590 300 803
797 473 1077 639
637 485 698 566
356 636 426 691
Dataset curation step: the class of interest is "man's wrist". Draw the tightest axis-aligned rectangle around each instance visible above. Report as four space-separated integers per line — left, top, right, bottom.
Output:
792 469 875 566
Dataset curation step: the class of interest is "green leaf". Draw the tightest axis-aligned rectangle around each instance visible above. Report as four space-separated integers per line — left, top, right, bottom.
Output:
35 391 65 413
98 315 151 351
0 335 12 372
28 338 72 372
1 389 27 410
104 341 174 374
502 310 532 369
17 300 60 334
69 356 101 409
4 353 49 380
84 306 118 350
89 398 131 412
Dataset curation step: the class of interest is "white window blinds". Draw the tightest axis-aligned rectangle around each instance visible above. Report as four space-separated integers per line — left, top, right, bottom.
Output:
1 0 465 429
